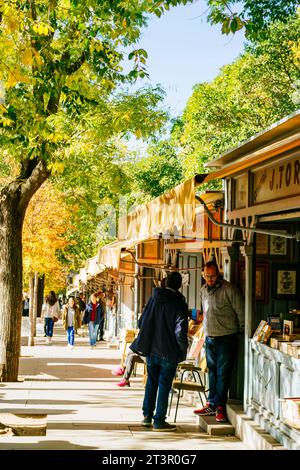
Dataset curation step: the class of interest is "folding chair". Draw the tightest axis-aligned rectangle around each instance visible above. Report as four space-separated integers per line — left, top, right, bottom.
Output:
168 326 208 423
120 328 138 368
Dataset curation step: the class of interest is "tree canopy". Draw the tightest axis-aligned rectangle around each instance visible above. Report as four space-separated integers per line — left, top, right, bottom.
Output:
173 14 300 179
207 0 299 39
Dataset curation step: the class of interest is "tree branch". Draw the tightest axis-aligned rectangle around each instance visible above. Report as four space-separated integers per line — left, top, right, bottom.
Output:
20 159 51 213
60 51 86 75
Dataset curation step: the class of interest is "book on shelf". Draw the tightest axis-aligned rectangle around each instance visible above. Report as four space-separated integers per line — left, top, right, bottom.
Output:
252 320 267 341
267 315 282 332
270 336 286 349
252 320 272 344
283 320 294 336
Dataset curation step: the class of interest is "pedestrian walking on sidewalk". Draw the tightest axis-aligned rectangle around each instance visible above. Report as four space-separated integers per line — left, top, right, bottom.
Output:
77 292 87 337
62 296 81 348
83 293 104 349
96 291 106 341
41 291 61 344
193 261 245 423
130 272 188 432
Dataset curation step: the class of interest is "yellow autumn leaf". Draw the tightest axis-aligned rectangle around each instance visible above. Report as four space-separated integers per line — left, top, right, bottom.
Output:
6 72 18 89
21 48 33 66
6 18 19 33
95 42 104 52
3 39 15 48
51 162 65 174
32 49 43 66
6 67 30 88
1 117 14 127
37 24 45 35
122 18 127 28
0 104 7 115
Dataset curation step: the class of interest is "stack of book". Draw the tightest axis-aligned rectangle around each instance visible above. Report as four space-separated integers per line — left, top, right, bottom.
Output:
280 397 300 430
252 320 273 344
267 316 282 333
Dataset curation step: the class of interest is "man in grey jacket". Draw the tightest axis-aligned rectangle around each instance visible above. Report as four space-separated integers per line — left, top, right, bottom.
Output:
193 261 244 422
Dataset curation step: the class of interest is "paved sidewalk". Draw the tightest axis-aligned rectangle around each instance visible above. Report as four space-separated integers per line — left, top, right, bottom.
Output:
0 322 249 450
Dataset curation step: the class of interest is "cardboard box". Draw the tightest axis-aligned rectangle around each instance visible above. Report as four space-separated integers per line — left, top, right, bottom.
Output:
280 398 300 430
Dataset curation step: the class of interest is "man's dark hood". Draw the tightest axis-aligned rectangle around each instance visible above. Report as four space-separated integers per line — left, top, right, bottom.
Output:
152 287 186 305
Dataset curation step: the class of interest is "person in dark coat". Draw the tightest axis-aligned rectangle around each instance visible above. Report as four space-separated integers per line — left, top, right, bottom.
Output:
83 293 104 349
130 271 188 432
96 291 106 341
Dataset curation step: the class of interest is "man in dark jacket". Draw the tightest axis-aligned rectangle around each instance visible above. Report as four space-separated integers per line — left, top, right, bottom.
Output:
83 294 104 349
130 271 188 432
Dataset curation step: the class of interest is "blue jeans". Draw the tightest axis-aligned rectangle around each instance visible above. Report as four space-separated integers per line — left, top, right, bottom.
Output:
67 326 75 346
205 334 237 408
88 321 99 346
45 318 54 337
143 354 177 425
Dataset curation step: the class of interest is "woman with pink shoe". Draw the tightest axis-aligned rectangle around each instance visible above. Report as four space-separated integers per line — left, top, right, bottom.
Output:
112 350 145 387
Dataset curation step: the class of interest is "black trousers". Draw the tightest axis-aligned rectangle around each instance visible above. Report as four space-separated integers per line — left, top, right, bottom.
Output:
97 316 104 340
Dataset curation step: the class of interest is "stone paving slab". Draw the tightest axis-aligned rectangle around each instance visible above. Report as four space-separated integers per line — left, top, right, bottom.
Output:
0 325 249 450
0 413 47 436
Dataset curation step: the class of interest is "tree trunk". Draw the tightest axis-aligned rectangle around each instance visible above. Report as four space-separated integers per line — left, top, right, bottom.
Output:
0 189 25 381
0 160 50 381
28 273 35 346
37 274 45 318
33 272 38 337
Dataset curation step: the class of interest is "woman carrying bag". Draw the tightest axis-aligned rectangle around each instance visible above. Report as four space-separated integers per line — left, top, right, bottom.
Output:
41 291 61 344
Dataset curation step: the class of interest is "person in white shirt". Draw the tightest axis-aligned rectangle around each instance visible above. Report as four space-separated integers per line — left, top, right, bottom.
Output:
41 291 61 344
62 297 81 348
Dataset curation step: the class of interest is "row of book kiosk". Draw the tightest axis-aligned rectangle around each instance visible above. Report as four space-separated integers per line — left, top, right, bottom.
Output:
253 311 300 359
253 312 300 431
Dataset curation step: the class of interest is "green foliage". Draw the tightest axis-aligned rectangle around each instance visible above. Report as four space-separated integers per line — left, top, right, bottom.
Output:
133 141 184 199
0 0 189 273
206 0 299 39
175 15 300 180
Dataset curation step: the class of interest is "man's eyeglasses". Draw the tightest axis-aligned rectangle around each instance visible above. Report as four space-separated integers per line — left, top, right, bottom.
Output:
203 274 218 280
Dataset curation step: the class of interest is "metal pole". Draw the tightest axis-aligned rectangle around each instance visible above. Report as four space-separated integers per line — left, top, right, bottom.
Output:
195 195 300 241
134 246 140 329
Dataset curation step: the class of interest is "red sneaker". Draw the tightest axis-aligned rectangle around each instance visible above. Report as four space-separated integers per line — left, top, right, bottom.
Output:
112 366 125 376
193 403 216 416
117 378 130 387
215 406 228 422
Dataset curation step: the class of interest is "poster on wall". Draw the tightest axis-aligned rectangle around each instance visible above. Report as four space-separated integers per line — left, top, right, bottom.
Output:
270 231 287 256
277 270 296 296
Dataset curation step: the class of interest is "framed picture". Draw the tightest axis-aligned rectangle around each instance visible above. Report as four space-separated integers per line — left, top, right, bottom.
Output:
270 230 287 256
235 262 269 303
272 264 298 299
276 269 297 296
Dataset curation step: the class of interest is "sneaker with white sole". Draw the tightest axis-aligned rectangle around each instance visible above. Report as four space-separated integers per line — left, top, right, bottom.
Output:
215 406 228 422
193 403 216 416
